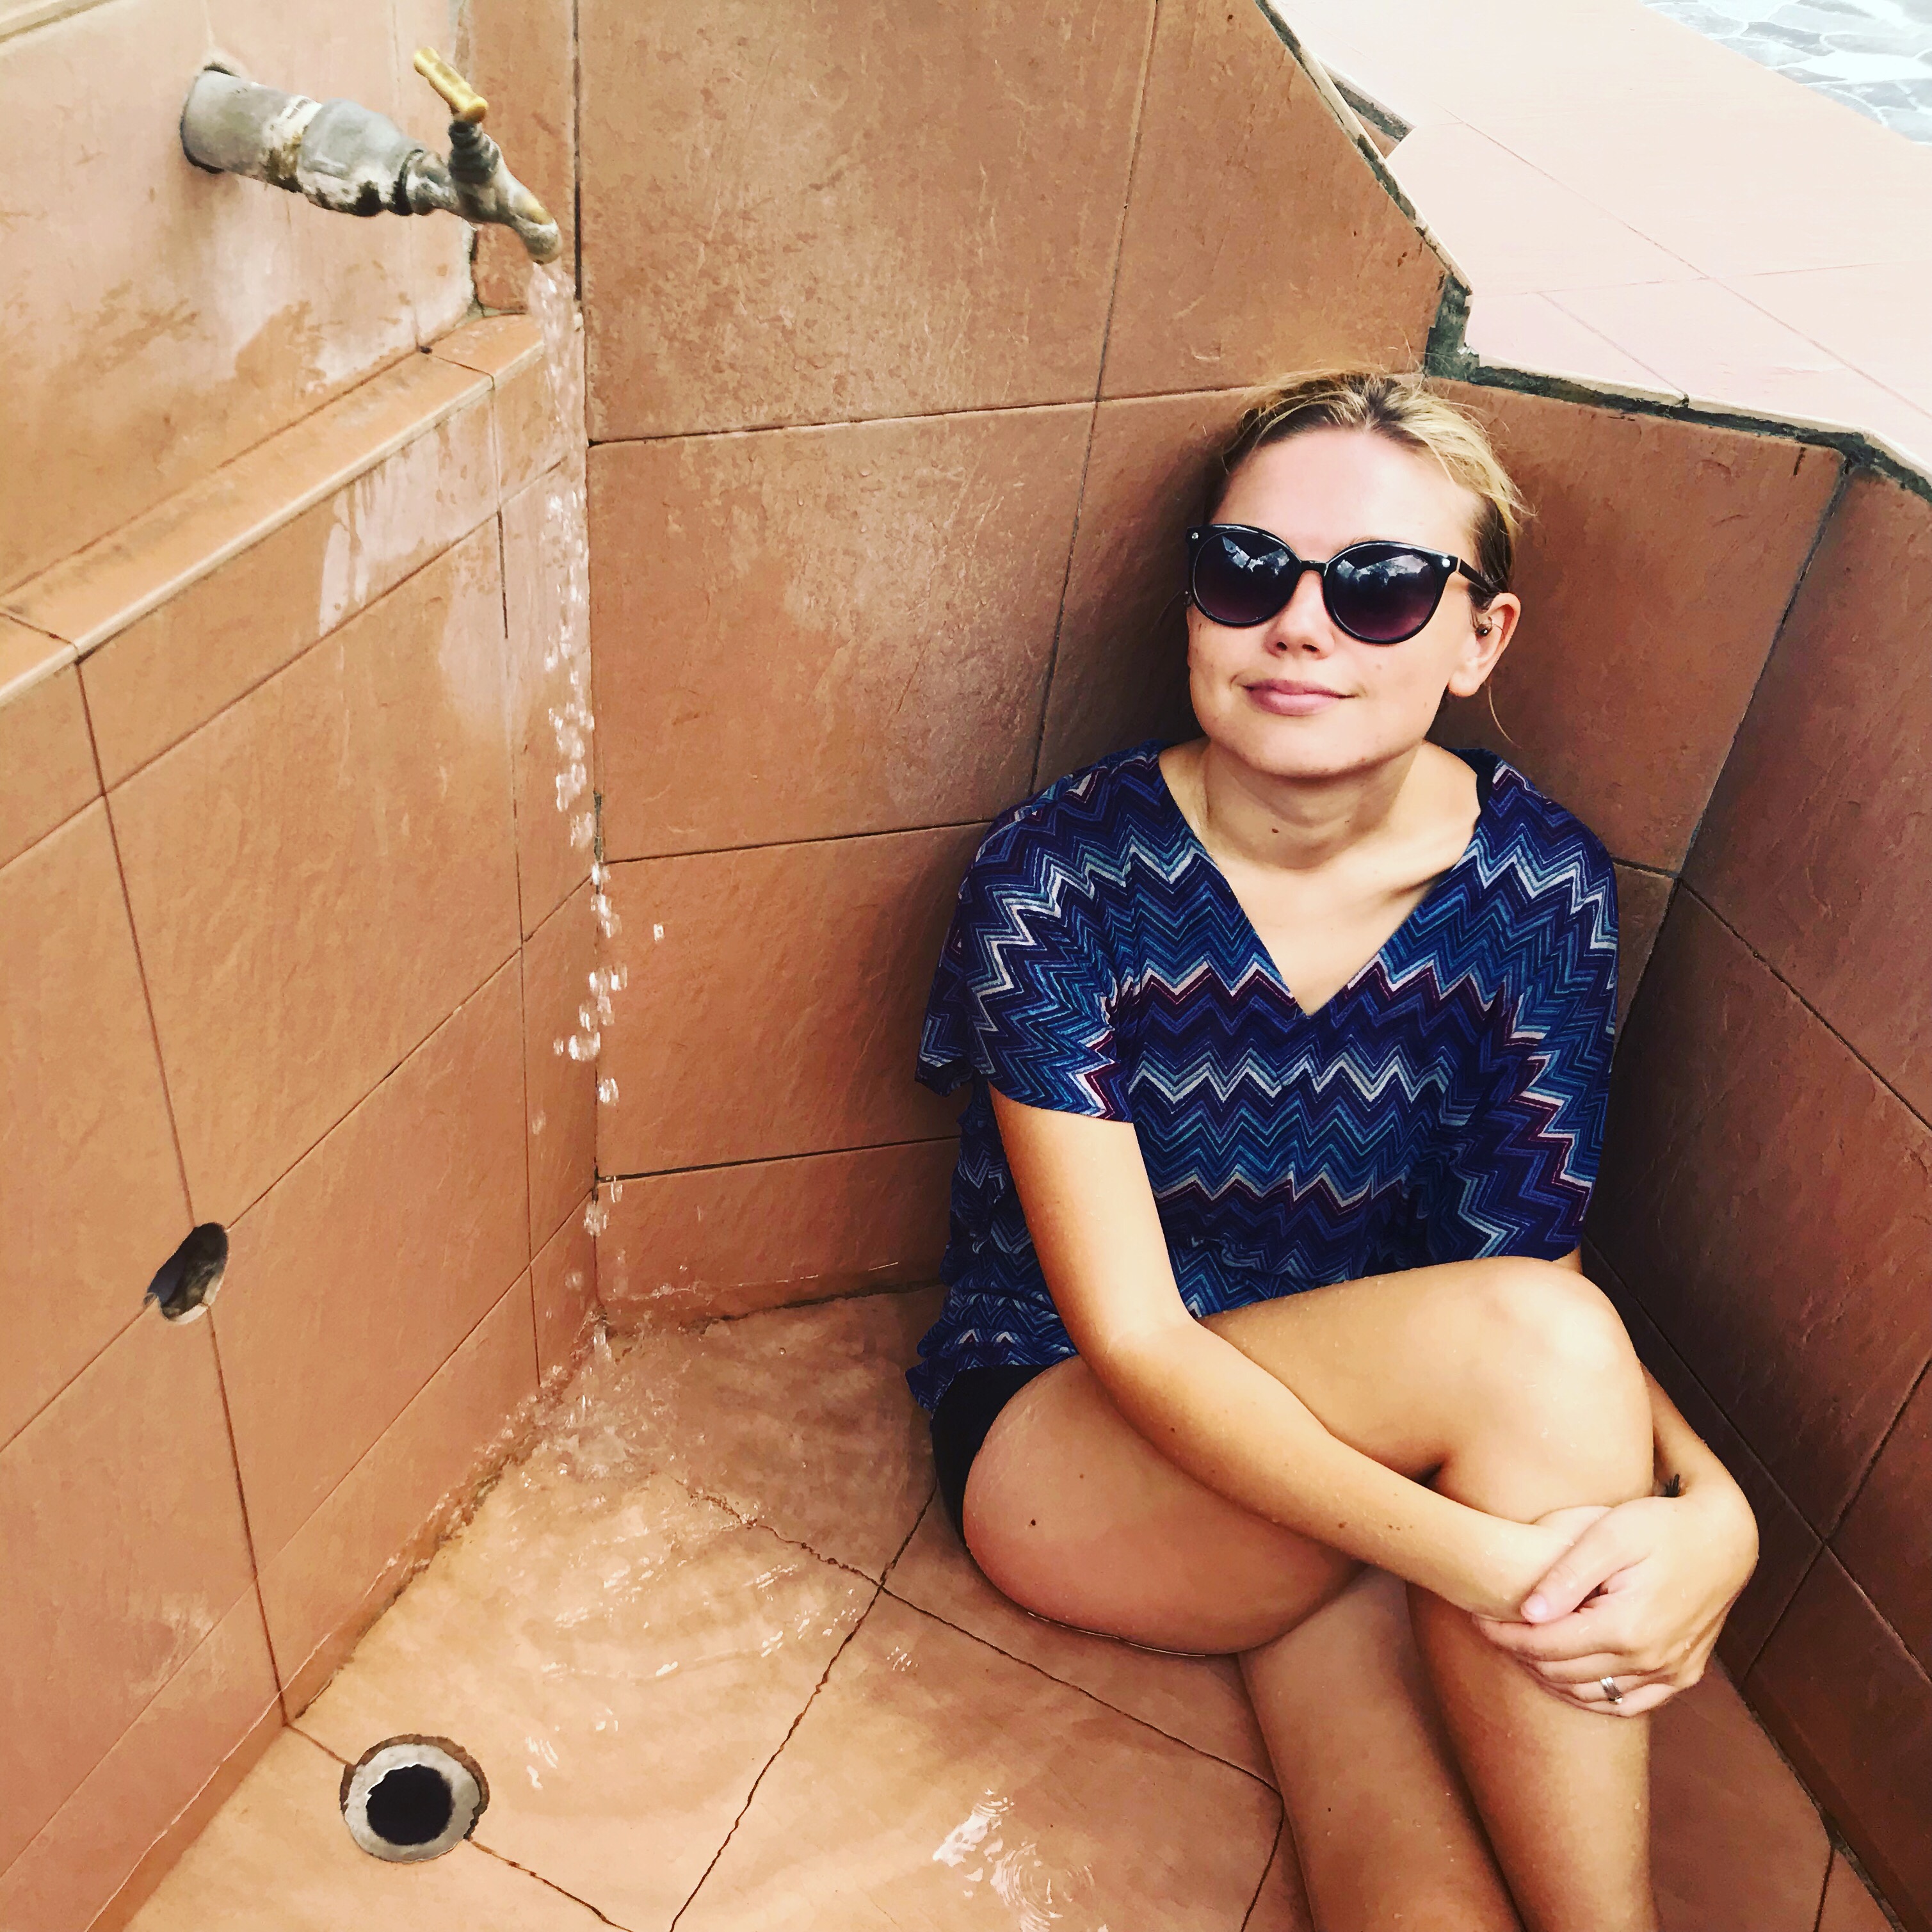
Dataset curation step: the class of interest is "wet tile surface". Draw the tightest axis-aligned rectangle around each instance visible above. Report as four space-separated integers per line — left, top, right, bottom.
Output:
601 1288 943 1580
300 1425 874 1929
124 1728 611 1931
676 1593 1282 1932
885 1494 1275 1782
131 1289 1860 1931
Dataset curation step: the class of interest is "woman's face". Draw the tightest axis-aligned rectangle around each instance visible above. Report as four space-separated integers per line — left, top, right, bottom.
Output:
1186 427 1515 782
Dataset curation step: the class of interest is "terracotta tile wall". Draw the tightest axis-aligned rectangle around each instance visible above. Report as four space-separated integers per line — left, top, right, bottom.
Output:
1586 466 1932 1927
0 0 482 597
0 316 594 1930
574 0 1446 1321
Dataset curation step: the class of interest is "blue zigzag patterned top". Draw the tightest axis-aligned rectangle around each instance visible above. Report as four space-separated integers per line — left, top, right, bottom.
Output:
906 741 1619 1412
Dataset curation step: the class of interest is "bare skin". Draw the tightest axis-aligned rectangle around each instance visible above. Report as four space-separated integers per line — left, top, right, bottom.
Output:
954 428 1758 1929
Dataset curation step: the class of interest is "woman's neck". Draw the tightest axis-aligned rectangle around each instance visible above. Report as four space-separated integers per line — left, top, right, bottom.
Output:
1179 737 1428 878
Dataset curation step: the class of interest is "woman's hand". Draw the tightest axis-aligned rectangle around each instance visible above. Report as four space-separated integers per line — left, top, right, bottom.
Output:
1472 1485 1759 1716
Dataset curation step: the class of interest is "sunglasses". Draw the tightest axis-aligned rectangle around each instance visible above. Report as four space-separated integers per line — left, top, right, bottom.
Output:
1186 524 1497 645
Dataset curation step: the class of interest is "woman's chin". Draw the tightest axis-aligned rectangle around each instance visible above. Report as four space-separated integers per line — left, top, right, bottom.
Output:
1202 706 1394 781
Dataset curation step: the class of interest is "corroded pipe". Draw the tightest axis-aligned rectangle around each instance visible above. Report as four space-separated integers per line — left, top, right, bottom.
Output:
179 53 561 263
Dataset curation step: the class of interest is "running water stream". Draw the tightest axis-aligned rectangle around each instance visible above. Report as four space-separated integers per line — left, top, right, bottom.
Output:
527 261 625 1239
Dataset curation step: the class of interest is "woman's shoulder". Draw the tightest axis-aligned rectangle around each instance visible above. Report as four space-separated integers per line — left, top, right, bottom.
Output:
1462 750 1615 897
972 739 1176 869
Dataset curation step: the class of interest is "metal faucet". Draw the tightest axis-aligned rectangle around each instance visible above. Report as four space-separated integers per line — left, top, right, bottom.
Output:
180 48 561 264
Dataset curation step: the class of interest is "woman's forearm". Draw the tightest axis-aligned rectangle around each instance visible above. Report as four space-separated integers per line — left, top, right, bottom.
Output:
1644 1371 1759 1550
1093 1317 1553 1617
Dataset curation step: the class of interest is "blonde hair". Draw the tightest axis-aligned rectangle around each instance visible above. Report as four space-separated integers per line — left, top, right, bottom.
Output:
1211 370 1528 606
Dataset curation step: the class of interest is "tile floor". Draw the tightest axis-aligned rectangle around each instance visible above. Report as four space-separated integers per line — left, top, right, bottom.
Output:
1282 0 1932 476
130 1288 1885 1931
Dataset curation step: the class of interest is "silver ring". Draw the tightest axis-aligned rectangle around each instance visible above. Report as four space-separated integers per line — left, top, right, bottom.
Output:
1599 1675 1623 1705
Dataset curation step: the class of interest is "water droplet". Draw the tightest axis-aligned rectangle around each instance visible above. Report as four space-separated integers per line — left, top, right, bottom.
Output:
608 1180 624 1202
597 1076 619 1106
530 1111 547 1136
652 924 664 942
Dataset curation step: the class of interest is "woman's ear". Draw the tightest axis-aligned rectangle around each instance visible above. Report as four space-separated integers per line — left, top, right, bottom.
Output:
1445 592 1520 698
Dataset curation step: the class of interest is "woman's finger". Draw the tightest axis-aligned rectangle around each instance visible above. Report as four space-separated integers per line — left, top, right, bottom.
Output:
1528 1652 1667 1687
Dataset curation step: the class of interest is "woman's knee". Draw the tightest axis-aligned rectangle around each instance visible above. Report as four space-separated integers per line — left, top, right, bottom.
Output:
1451 1259 1652 1484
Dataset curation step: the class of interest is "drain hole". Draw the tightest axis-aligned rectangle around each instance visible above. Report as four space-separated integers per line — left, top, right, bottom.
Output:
145 1224 229 1323
366 1763 453 1846
341 1736 487 1864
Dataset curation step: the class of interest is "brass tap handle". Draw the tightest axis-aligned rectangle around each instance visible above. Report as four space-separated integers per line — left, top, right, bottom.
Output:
413 47 488 125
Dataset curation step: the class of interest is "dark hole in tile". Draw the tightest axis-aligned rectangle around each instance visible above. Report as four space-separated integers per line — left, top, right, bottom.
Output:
340 1735 489 1863
365 1764 454 1847
145 1223 229 1323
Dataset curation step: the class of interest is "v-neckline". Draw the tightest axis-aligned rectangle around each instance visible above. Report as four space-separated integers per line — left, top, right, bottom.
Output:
1149 744 1495 1022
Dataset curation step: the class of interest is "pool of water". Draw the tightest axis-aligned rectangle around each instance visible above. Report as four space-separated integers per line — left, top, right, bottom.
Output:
1642 0 1932 141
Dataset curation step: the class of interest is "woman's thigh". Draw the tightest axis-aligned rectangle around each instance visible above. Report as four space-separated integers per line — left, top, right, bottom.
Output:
962 1253 1645 1652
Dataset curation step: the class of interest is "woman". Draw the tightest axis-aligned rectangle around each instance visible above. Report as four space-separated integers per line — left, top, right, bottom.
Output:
908 372 1760 1931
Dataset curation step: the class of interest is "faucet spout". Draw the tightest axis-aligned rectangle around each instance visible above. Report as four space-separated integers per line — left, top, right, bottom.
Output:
179 56 561 264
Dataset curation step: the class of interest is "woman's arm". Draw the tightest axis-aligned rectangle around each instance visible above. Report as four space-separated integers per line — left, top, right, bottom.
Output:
994 1087 1577 1619
1475 1369 1760 1711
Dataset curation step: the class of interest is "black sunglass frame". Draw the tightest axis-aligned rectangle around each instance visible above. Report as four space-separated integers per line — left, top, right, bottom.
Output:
1186 523 1498 644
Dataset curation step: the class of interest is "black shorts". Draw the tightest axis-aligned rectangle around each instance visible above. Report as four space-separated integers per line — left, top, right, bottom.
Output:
929 1364 1053 1540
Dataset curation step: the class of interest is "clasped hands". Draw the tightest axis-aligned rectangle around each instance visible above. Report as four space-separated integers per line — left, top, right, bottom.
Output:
1476 1488 1760 1718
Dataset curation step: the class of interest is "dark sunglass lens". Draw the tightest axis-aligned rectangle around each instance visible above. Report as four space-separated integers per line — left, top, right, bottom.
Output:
1195 530 1298 627
1326 545 1446 643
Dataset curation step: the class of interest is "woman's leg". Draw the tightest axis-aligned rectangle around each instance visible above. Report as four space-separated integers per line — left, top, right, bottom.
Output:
1243 1568 1521 1929
963 1254 1657 1931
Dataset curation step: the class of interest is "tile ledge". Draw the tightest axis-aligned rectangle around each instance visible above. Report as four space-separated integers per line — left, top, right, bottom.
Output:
1 350 492 661
429 311 545 384
0 616 76 710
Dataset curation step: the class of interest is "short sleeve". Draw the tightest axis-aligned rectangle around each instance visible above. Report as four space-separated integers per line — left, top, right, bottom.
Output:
915 819 1132 1120
1420 855 1618 1264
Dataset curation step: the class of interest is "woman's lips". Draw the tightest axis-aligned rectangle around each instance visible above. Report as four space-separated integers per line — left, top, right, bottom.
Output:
1244 680 1346 716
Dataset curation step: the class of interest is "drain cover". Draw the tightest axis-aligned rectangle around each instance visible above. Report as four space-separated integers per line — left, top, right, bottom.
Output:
340 1735 488 1862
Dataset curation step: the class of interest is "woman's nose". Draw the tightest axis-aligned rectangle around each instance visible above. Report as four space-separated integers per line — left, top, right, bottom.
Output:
1262 569 1336 652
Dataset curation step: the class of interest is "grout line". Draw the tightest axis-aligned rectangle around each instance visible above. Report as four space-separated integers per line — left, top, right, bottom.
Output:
93 499 501 794
604 1134 956 1184
474 1839 636 1929
81 683 197 1226
590 394 1104 451
666 1582 882 1929
574 374 1314 453
878 1582 1277 1792
212 942 522 1232
602 815 990 865
1585 1245 1818 1678
1682 880 1928 1135
495 501 531 948
1023 0 1159 793
1239 1815 1289 1931
674 1278 946 1333
1674 455 1850 874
